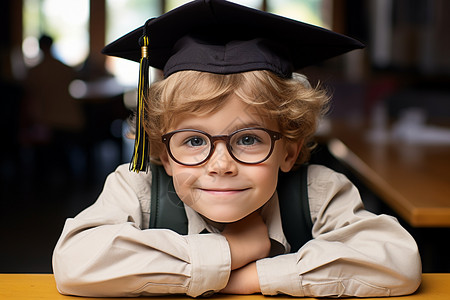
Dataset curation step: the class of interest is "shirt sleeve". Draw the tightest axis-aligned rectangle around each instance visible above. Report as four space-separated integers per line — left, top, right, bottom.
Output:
52 164 231 297
256 165 421 297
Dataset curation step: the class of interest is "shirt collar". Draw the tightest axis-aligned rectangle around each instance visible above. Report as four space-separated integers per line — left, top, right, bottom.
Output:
184 192 291 253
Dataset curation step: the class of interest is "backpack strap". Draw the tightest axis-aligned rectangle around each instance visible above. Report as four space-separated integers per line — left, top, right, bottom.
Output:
149 163 188 235
149 163 313 251
276 164 313 252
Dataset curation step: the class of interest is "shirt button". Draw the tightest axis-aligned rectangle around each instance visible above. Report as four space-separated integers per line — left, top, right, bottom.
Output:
201 290 215 297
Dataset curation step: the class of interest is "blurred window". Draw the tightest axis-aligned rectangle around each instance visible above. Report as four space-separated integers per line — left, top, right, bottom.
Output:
165 0 328 27
22 0 89 67
105 0 161 86
268 0 330 28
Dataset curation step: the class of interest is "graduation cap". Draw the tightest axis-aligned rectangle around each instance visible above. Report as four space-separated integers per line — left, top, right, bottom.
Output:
102 0 364 172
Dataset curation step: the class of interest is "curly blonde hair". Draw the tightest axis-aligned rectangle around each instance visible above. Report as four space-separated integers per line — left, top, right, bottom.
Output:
143 70 329 166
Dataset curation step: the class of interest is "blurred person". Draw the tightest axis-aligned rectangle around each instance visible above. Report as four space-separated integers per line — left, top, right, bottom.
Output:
22 34 85 182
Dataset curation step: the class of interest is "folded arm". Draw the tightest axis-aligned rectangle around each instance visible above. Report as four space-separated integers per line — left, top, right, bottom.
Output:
52 164 231 297
256 165 422 297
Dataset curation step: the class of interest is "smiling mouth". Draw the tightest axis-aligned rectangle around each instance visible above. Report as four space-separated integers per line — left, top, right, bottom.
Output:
199 188 250 195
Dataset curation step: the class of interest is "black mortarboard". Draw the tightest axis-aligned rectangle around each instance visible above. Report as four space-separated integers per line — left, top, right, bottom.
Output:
102 0 364 172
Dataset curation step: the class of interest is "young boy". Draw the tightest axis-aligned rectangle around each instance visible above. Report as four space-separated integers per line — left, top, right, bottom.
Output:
53 0 421 297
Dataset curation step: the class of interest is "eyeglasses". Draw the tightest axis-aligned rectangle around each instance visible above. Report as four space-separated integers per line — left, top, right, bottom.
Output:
162 127 283 166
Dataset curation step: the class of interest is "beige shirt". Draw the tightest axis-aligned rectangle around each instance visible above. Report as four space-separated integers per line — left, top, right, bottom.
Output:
52 164 421 297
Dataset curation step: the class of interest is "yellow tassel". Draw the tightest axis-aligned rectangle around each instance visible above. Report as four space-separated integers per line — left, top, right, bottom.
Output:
130 35 150 172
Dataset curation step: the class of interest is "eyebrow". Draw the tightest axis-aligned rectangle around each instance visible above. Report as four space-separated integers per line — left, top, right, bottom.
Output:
173 122 267 134
227 123 267 133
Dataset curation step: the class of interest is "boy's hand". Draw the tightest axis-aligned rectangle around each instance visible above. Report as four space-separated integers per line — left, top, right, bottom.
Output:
220 262 260 294
222 211 270 270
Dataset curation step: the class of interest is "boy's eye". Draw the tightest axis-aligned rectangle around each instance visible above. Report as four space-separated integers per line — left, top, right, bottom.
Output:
185 136 207 147
236 135 260 146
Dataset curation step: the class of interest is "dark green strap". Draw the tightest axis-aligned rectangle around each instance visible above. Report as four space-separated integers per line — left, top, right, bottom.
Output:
149 163 313 251
277 164 313 252
150 163 188 234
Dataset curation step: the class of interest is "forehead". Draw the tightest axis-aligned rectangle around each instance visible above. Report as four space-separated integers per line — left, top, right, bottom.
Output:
169 96 277 134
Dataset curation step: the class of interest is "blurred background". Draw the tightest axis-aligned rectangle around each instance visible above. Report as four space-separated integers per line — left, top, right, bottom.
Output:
0 0 449 274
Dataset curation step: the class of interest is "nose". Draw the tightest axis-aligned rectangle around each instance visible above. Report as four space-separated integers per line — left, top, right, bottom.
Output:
206 142 238 176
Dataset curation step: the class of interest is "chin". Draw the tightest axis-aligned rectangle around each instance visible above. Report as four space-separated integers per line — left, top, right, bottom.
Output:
213 216 243 223
201 209 251 223
205 214 242 223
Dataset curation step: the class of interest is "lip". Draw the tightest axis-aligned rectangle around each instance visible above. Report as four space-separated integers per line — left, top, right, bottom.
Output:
199 188 250 195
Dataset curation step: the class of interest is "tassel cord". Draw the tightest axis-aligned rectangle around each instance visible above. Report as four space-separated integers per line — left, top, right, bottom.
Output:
130 35 150 172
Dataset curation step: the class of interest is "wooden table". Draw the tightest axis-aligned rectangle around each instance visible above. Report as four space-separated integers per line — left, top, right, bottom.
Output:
324 121 450 227
0 274 449 299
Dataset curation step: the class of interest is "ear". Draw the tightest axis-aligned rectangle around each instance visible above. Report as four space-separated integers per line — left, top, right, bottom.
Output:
280 139 303 172
159 151 173 176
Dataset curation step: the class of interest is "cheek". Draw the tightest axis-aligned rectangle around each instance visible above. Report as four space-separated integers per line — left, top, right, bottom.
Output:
171 168 200 206
257 168 278 193
249 163 279 200
255 150 286 195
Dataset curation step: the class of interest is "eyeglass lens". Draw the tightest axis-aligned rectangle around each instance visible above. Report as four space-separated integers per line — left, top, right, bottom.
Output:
168 128 275 165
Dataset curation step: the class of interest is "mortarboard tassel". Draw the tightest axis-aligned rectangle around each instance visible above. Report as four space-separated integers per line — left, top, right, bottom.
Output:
130 24 151 173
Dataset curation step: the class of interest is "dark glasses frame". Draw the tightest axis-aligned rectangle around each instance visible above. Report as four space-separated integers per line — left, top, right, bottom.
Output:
161 127 283 166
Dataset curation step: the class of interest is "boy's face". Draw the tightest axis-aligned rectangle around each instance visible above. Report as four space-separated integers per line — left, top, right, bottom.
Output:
160 96 301 223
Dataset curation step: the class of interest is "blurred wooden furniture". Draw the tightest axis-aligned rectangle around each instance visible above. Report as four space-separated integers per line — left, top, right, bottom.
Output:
324 121 450 227
0 273 448 299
